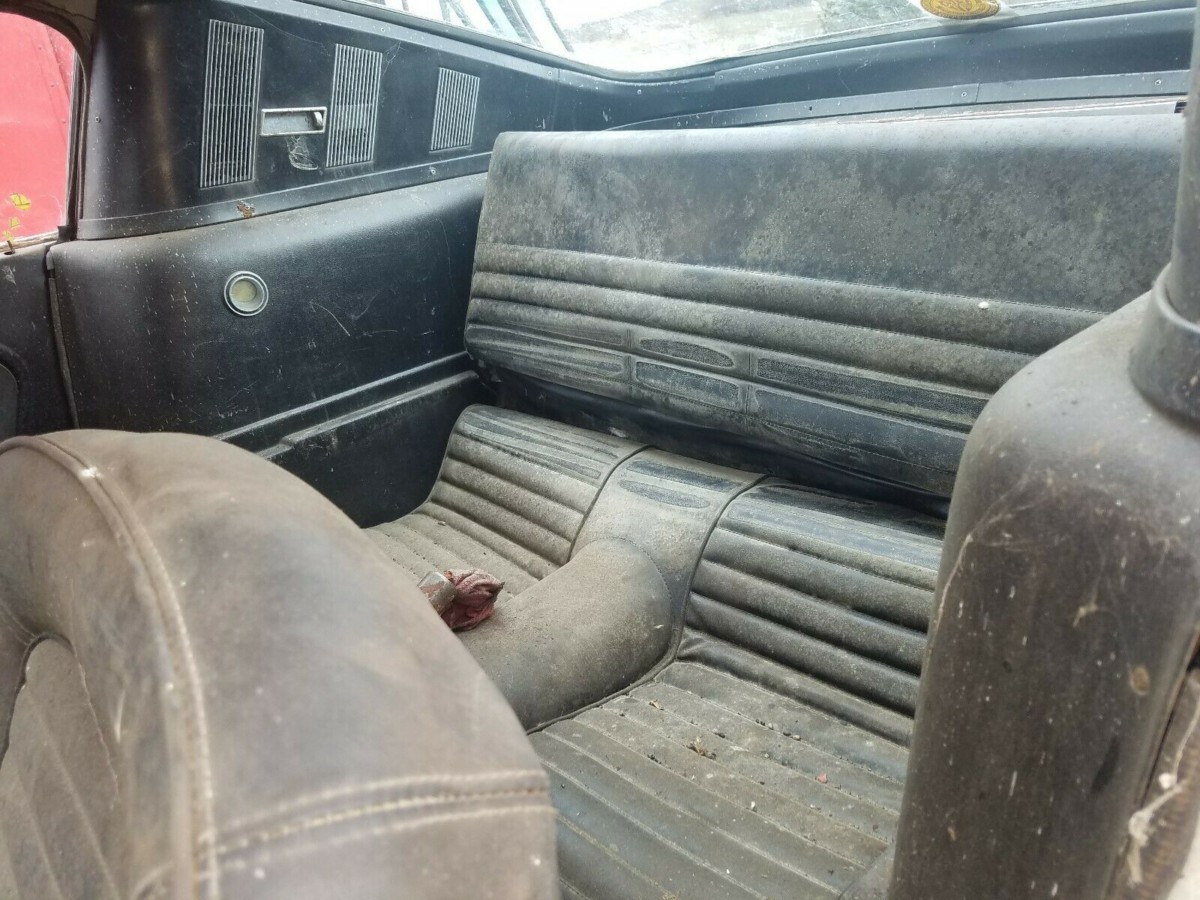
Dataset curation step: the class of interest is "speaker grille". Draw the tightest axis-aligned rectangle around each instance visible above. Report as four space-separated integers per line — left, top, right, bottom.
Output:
430 68 480 153
200 20 264 189
327 45 384 168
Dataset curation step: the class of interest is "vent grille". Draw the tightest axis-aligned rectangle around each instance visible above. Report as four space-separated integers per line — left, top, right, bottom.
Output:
430 68 479 152
200 20 264 189
326 45 384 168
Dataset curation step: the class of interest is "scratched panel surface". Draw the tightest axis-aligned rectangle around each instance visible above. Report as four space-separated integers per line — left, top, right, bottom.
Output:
52 175 484 436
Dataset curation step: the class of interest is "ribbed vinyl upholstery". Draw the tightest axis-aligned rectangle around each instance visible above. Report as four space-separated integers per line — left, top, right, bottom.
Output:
467 117 1180 495
685 483 941 730
366 118 1180 897
468 243 1101 495
368 405 641 595
532 484 940 899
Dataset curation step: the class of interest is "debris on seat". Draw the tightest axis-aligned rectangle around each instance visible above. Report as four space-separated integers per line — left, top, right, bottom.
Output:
420 568 504 631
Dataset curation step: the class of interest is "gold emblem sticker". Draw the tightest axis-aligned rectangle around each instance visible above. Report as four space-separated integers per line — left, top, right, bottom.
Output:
921 0 1001 19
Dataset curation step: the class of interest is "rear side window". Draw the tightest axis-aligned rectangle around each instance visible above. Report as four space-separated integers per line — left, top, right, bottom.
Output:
347 0 1146 73
0 14 75 244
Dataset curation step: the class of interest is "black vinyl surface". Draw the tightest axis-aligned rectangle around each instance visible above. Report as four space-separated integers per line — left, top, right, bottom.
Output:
466 114 1182 497
0 245 71 439
52 174 486 520
78 0 1194 238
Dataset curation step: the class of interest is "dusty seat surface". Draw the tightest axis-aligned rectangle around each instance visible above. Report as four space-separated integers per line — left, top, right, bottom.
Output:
364 114 1181 898
466 115 1180 497
532 483 941 899
368 405 641 597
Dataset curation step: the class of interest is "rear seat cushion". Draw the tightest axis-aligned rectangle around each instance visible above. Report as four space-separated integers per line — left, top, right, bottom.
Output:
532 483 942 900
369 405 757 729
367 405 642 596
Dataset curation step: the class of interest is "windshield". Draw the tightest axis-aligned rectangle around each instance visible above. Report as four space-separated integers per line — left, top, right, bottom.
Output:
351 0 1142 73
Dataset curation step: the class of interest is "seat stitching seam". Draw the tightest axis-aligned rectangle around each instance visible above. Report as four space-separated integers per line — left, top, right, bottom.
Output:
460 413 633 465
696 556 930 639
217 769 548 833
470 303 1016 401
665 660 908 749
685 593 921 704
676 632 914 739
8 771 69 900
471 313 977 444
567 441 649 559
435 472 575 546
556 814 675 897
135 806 556 897
540 754 774 899
213 789 552 859
554 722 868 871
24 678 123 898
472 279 1039 361
703 528 937 595
453 427 608 488
421 500 553 577
581 699 900 846
443 449 588 516
614 688 905 812
214 804 555 874
650 672 908 788
629 681 908 790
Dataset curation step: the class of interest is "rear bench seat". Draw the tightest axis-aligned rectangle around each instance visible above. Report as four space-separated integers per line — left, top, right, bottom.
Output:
367 114 1182 898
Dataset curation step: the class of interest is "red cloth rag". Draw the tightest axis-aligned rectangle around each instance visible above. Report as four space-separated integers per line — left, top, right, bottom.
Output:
440 568 504 631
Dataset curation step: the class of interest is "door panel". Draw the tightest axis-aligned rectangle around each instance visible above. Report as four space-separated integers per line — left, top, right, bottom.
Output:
54 175 483 436
0 244 71 440
52 175 485 522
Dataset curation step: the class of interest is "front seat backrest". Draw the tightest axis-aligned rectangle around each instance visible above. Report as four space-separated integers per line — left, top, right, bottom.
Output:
0 431 558 900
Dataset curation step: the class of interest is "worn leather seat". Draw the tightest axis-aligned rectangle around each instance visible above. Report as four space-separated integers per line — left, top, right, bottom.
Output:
369 112 1182 897
0 431 558 899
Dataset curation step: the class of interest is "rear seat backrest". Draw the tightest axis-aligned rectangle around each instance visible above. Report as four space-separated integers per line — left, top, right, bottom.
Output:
466 115 1181 496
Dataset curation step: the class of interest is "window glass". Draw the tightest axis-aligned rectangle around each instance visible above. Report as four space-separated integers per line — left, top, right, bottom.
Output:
351 0 1140 73
0 14 75 243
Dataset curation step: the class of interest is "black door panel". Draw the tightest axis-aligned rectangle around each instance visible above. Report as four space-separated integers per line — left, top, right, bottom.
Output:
0 245 72 439
54 174 483 437
53 174 485 519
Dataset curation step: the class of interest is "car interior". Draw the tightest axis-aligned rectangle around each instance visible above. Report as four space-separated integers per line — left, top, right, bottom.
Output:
2 0 1200 898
